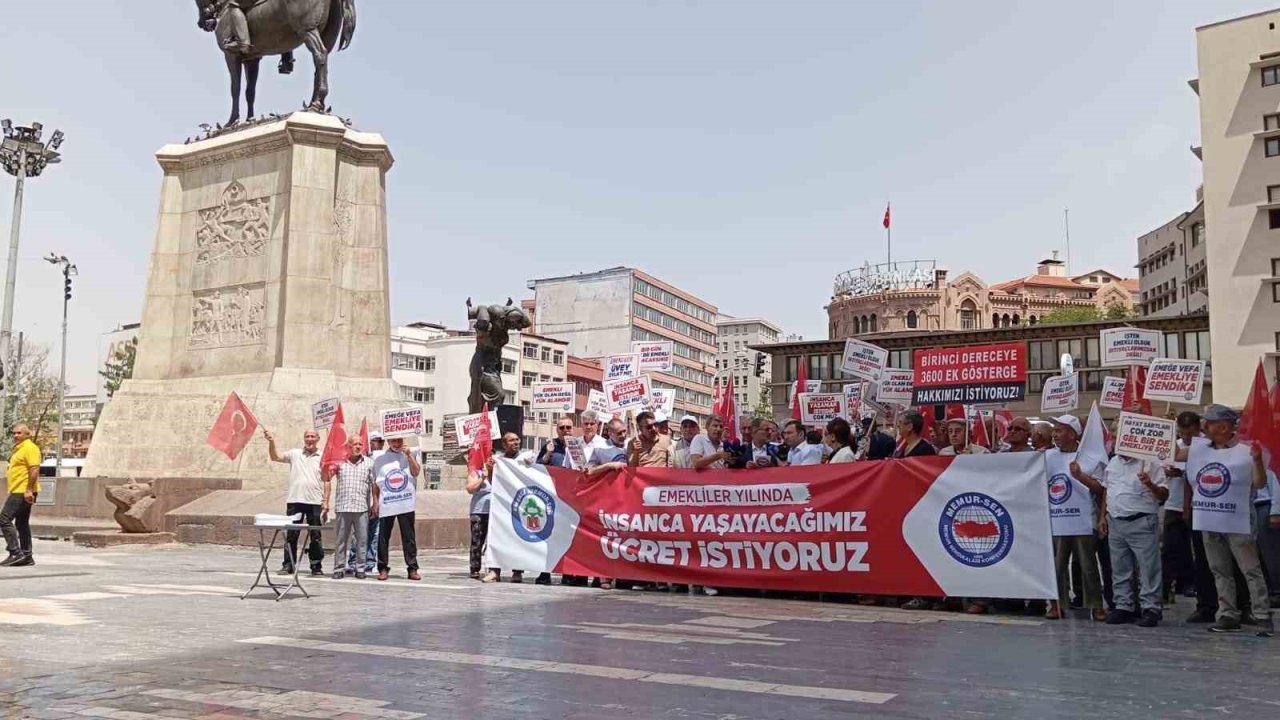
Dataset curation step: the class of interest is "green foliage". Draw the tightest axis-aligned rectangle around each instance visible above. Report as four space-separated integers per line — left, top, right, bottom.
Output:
1039 306 1103 325
753 386 774 420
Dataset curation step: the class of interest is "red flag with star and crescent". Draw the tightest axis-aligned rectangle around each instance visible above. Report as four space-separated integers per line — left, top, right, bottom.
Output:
883 203 891 229
207 391 259 460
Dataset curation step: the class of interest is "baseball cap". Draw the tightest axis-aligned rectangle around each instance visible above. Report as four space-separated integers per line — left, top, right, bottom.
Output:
369 431 384 441
654 411 669 424
679 415 699 426
1049 415 1082 436
1202 404 1239 424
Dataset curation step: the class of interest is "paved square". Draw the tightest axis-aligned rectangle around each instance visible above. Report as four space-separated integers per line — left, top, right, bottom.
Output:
1 539 1276 718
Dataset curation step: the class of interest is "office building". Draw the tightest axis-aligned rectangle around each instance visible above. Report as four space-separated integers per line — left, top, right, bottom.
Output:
529 267 717 417
1193 9 1280 395
715 316 785 415
1136 195 1208 317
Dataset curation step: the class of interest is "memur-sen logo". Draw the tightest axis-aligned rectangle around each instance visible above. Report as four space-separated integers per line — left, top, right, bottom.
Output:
938 493 1014 568
1195 462 1231 499
383 469 409 493
1047 473 1072 506
511 486 556 543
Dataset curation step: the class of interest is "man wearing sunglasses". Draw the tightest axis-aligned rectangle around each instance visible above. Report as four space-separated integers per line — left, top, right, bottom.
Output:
1001 417 1035 453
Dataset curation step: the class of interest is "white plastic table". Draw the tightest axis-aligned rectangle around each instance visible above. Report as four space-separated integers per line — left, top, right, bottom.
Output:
241 522 314 601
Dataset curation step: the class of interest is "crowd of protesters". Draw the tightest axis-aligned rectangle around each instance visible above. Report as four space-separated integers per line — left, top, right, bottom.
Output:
464 405 1279 637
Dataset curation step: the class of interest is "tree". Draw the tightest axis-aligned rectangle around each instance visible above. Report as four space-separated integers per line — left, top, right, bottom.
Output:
1103 300 1133 320
1039 306 1102 325
100 337 138 398
3 342 61 453
753 386 774 420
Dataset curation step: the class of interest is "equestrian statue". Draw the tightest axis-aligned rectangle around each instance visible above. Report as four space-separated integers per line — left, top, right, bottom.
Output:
194 0 357 126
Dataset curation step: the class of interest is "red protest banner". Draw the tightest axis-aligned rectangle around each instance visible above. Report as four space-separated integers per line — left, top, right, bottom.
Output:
487 454 1056 599
912 342 1026 405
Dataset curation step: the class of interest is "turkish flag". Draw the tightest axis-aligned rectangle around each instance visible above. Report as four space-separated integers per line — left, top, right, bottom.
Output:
882 203 891 229
321 404 348 471
993 409 1013 442
357 417 370 456
207 392 259 460
468 402 493 473
1240 361 1276 471
969 408 992 449
722 373 740 443
791 362 808 422
1123 365 1152 415
944 404 965 421
1269 378 1280 475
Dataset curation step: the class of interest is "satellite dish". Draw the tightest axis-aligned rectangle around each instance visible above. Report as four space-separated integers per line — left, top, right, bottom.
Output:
1060 353 1074 375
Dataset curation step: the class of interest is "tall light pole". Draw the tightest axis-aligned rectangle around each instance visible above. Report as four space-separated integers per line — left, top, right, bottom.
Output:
43 254 74 476
1 120 64 432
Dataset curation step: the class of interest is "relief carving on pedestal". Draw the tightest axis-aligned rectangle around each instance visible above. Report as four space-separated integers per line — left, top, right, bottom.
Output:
195 180 270 266
189 284 266 349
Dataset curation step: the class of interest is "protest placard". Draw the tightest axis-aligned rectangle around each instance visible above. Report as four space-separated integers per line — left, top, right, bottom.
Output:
799 393 847 424
604 354 641 381
841 338 888 382
842 382 864 417
630 341 674 373
1101 328 1161 367
531 381 576 411
788 379 822 408
564 435 587 469
876 368 914 407
1040 374 1079 413
1099 376 1126 409
311 397 339 429
912 342 1026 405
649 389 676 417
585 389 614 423
453 410 500 448
1115 412 1177 463
604 375 652 411
1143 358 1205 405
381 407 425 439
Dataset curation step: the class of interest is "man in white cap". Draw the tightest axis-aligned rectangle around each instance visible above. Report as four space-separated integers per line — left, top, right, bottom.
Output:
672 415 701 469
1044 414 1107 621
1180 404 1272 636
937 418 990 456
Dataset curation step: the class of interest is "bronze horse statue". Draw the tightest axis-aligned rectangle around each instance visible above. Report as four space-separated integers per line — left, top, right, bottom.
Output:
195 0 356 125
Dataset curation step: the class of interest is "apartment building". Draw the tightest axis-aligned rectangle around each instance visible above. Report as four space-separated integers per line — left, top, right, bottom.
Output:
715 316 785 415
1136 196 1208 318
1194 9 1280 395
529 267 718 417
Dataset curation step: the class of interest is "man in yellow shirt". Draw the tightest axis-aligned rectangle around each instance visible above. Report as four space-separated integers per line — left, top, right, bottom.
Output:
1 423 41 566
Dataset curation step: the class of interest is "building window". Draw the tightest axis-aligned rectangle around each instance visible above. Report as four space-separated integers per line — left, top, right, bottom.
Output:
1028 340 1055 371
552 350 564 365
540 346 551 362
1268 114 1280 131
906 310 918 329
1266 65 1280 86
501 358 517 374
1272 209 1280 230
424 419 435 436
399 386 434 403
522 371 537 387
959 300 977 329
1268 138 1280 157
870 314 878 332
392 353 435 372
523 343 538 359
1012 313 1020 326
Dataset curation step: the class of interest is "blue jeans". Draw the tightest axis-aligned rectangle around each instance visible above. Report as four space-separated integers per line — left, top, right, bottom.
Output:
346 516 378 571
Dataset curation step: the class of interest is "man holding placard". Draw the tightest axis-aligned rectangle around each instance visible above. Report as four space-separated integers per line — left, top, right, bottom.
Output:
1179 405 1272 636
1043 415 1107 621
1099 451 1167 627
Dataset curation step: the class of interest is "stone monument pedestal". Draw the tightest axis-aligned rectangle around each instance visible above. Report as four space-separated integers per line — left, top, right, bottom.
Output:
86 113 403 490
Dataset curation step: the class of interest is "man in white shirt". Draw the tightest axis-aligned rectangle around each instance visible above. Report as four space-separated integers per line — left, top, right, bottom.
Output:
783 420 822 466
1100 454 1168 627
689 415 734 470
265 428 325 576
581 413 611 455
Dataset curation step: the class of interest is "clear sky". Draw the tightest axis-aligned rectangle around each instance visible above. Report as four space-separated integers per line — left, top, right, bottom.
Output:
0 1 1265 393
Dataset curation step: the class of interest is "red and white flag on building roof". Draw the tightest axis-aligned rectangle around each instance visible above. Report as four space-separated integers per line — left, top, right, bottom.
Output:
882 203 891 229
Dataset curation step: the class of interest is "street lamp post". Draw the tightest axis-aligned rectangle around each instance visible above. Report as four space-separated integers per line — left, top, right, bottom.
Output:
1 120 64 431
44 254 74 477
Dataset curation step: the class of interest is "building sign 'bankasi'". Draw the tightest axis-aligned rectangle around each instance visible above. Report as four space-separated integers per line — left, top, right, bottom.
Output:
832 259 937 296
911 342 1027 405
